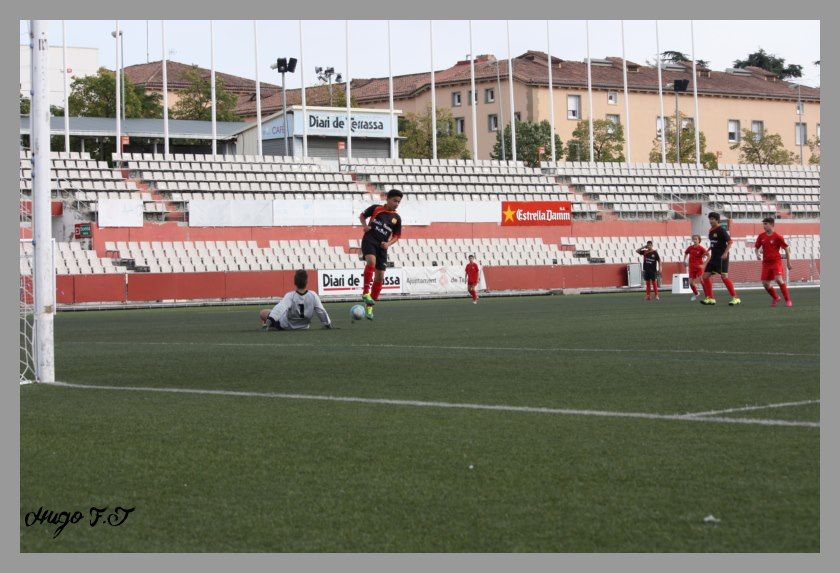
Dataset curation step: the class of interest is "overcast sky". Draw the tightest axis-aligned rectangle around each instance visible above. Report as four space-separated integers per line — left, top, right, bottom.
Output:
21 20 820 90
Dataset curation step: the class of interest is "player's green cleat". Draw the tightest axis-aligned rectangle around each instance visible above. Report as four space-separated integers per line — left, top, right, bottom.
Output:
728 297 742 306
365 304 374 320
361 293 375 306
700 297 716 305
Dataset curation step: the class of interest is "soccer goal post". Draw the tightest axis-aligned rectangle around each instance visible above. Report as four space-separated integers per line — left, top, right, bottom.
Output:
20 20 56 384
724 236 820 290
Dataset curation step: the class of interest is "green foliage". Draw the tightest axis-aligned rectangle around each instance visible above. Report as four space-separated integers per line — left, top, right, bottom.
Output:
733 48 803 79
491 120 563 167
730 129 797 164
807 136 820 165
20 95 30 115
567 119 625 162
171 65 239 121
649 115 718 169
399 107 470 160
68 67 162 119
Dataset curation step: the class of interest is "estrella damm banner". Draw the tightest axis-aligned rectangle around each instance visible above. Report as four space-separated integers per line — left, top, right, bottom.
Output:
501 201 572 226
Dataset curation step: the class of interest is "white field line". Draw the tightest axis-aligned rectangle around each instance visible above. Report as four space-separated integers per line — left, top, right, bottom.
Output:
40 381 819 429
64 340 820 358
683 399 820 418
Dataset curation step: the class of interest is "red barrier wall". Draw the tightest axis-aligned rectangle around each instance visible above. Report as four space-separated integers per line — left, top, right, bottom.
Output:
127 272 227 301
55 276 74 304
73 274 126 303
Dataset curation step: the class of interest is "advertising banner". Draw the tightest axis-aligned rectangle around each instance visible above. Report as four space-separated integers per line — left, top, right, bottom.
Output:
501 201 572 226
402 266 487 294
318 268 404 296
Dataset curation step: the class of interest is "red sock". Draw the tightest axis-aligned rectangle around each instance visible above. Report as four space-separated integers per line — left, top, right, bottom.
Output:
371 280 383 301
721 277 737 297
702 277 714 298
764 284 779 300
690 282 699 295
779 283 791 303
363 264 375 294
653 281 659 295
470 288 478 301
645 281 651 296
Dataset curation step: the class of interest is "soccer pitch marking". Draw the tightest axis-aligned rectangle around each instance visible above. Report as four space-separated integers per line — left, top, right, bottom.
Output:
40 382 819 429
65 340 819 359
682 399 820 418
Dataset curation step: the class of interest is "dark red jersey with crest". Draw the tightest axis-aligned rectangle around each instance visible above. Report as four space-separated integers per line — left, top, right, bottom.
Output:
362 204 402 244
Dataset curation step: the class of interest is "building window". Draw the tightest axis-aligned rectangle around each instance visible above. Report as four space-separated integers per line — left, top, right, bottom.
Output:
514 112 521 122
606 114 620 134
608 91 618 105
728 120 741 143
452 92 462 107
485 88 495 103
817 123 820 144
795 123 807 146
455 117 465 135
488 114 499 132
751 120 764 139
795 101 804 115
656 116 665 139
567 95 581 120
681 117 694 130
467 90 478 106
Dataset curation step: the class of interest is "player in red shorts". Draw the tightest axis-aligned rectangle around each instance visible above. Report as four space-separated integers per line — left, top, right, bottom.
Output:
359 189 403 320
754 216 793 307
465 254 480 304
683 235 707 302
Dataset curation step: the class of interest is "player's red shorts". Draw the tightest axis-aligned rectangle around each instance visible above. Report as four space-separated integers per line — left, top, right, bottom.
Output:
688 265 704 279
761 260 785 281
467 282 478 290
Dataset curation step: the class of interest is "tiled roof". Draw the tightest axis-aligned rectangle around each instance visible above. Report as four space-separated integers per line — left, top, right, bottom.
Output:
346 50 820 103
123 60 281 95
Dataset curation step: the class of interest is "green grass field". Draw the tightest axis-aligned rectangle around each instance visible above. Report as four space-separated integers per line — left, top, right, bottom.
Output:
20 288 820 552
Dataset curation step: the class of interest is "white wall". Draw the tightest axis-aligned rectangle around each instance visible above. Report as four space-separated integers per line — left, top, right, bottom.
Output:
20 45 100 109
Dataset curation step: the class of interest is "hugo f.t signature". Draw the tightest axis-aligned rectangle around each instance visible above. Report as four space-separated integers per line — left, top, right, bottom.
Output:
23 506 135 539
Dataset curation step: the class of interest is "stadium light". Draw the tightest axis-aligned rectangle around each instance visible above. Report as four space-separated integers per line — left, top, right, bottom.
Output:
271 57 299 155
315 65 339 106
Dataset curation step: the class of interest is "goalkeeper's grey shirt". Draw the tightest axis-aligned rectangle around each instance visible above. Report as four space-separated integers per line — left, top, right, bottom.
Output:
268 290 331 330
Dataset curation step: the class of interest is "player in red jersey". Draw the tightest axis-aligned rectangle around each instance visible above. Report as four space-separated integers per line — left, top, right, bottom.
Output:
359 189 403 320
465 254 480 304
683 235 707 302
754 217 793 307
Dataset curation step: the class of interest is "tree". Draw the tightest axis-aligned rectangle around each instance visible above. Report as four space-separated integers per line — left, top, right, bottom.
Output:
171 65 238 121
398 107 470 160
68 67 162 119
566 119 625 162
20 95 30 115
490 120 563 167
730 129 797 164
807 136 820 165
661 50 691 63
733 48 803 79
649 115 718 169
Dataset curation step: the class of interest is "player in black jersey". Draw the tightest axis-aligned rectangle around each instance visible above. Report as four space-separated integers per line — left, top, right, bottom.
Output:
359 189 403 320
636 241 662 300
700 212 741 306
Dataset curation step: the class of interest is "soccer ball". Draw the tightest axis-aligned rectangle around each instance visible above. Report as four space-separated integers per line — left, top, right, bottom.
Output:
350 304 365 321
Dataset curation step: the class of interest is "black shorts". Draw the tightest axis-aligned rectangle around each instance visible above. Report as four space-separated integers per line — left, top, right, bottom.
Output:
361 238 388 270
643 269 658 281
266 317 285 331
705 256 729 275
